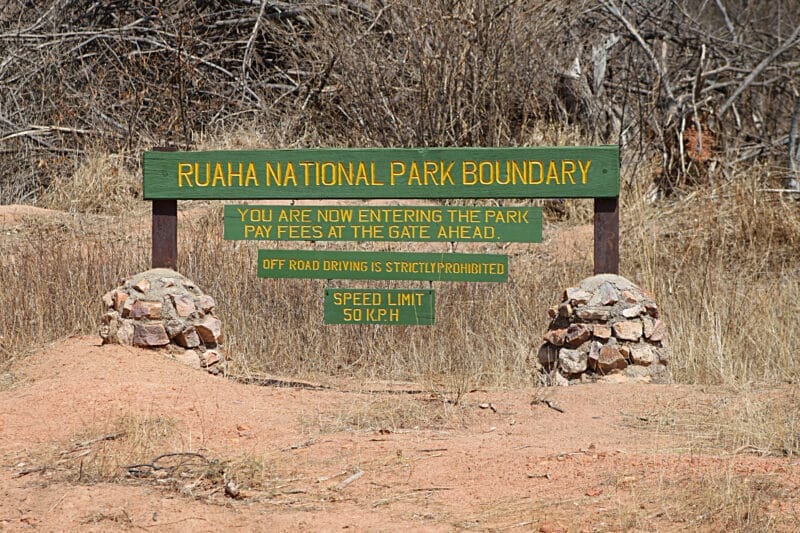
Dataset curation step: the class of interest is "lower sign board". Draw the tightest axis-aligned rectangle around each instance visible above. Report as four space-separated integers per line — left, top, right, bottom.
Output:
258 250 507 282
324 288 435 325
225 205 542 242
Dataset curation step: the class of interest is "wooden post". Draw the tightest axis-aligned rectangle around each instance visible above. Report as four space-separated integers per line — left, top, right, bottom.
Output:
593 197 619 275
151 146 178 269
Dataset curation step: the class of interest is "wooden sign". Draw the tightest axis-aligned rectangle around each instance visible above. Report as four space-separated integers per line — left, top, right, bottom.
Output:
224 205 542 242
324 289 435 325
258 250 508 282
143 146 619 199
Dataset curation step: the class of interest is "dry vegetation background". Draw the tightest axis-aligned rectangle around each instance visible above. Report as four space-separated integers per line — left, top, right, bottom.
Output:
1 0 800 388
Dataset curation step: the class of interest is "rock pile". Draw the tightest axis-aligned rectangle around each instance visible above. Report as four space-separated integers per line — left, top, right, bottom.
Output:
537 274 670 385
99 268 226 375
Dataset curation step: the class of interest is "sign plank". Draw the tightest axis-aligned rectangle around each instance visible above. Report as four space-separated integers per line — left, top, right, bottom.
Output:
143 146 619 199
225 205 542 242
324 289 435 325
258 250 508 282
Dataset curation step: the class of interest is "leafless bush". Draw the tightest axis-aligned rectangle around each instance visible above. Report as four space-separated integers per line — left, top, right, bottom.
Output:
585 1 800 193
1 0 798 204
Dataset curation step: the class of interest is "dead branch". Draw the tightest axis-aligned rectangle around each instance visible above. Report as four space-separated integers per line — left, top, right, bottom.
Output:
334 469 364 491
717 24 800 117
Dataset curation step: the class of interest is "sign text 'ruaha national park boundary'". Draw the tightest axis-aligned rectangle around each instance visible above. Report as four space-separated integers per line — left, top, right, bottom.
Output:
144 145 620 325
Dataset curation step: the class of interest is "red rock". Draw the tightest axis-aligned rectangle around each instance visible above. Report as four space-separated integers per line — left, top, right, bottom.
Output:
201 349 223 367
621 290 638 303
133 278 151 292
557 302 572 318
588 341 602 370
130 300 162 320
592 324 612 339
543 328 567 346
132 323 169 347
196 295 216 313
565 288 592 305
645 302 659 318
114 290 129 313
642 317 654 338
576 307 611 321
597 346 628 372
598 282 619 305
649 319 666 342
613 320 643 341
171 294 197 317
631 344 656 366
101 310 119 324
564 324 591 348
175 326 201 348
621 304 644 318
121 298 133 318
196 316 223 344
547 305 558 319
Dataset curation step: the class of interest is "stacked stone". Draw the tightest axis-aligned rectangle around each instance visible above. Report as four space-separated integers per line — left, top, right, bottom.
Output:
99 268 226 375
537 274 670 385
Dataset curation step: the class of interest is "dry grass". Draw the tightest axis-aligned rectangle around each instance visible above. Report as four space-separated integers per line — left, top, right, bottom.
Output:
12 411 285 500
454 463 789 532
37 152 142 215
308 395 474 434
615 469 788 532
16 411 178 484
628 386 800 457
623 170 800 385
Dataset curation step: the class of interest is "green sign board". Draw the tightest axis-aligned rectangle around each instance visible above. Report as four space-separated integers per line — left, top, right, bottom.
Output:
143 146 619 199
224 205 542 242
324 288 435 325
258 250 507 282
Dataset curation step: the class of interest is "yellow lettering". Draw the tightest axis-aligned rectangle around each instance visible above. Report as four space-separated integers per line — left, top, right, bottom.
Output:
529 161 544 184
284 162 297 186
227 162 243 186
338 162 354 185
211 163 225 187
265 162 280 185
196 163 210 186
300 161 314 186
561 160 576 184
178 163 193 187
245 162 258 186
321 162 336 186
578 160 592 184
407 161 421 186
424 161 437 185
510 160 526 184
462 161 477 185
390 161 405 186
546 161 560 184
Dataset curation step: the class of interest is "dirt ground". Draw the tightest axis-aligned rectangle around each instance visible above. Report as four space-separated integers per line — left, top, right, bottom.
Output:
1 337 799 532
